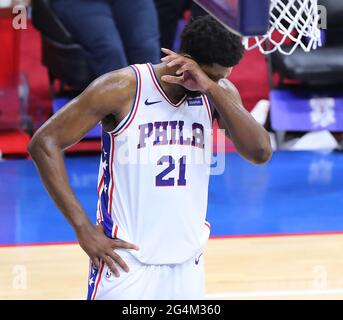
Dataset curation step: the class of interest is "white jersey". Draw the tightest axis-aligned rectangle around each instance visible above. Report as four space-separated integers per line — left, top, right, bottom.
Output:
96 63 212 264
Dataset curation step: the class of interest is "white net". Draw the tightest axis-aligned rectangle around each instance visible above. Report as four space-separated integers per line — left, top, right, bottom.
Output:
243 0 322 55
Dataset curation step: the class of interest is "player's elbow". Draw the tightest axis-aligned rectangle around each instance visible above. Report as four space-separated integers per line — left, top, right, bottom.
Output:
28 134 43 159
251 142 272 165
28 132 52 160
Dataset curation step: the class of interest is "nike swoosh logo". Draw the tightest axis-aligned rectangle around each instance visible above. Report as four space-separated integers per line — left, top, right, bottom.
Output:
195 253 203 265
145 99 162 106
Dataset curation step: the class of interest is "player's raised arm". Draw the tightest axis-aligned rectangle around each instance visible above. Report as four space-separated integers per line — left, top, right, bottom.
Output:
161 48 272 165
206 78 272 164
28 68 139 277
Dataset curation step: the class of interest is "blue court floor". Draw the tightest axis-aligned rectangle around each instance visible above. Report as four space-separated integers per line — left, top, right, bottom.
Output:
1 151 343 245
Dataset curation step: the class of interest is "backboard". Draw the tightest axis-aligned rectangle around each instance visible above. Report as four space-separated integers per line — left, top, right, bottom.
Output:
193 0 270 36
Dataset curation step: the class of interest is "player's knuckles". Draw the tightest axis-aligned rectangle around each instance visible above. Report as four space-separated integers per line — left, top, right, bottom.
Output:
105 248 114 255
178 58 189 65
93 244 107 255
173 57 187 64
186 62 196 70
87 246 100 257
110 240 121 248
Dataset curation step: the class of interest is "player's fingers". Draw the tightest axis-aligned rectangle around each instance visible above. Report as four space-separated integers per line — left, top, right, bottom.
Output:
111 239 139 251
161 48 181 62
161 54 179 63
107 250 130 273
161 75 184 85
176 63 194 75
102 255 120 278
167 57 188 68
91 256 100 269
161 47 177 56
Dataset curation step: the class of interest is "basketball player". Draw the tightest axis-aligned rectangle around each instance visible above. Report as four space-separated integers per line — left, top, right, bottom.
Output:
28 16 272 299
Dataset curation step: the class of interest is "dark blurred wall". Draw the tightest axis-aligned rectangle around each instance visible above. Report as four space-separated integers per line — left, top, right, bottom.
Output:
154 0 206 51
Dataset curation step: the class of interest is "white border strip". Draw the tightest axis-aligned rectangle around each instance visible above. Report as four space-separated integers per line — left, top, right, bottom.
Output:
206 288 343 299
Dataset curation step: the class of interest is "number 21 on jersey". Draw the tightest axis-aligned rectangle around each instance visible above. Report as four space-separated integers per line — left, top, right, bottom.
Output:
156 155 187 187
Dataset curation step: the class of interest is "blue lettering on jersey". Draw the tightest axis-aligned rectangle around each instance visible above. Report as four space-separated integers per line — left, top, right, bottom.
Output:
137 121 205 150
187 97 203 106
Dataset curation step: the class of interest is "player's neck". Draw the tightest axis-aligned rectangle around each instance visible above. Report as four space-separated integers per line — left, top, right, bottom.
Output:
154 63 187 104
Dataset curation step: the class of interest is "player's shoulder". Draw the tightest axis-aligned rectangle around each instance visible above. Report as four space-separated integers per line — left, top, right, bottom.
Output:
218 78 240 95
87 67 137 105
94 67 136 94
105 66 136 83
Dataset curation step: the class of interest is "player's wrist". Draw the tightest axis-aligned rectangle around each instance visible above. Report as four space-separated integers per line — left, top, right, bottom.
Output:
73 216 94 235
203 80 218 95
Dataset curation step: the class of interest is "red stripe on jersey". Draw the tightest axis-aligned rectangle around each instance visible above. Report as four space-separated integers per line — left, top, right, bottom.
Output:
108 135 115 217
97 175 104 194
97 174 105 222
202 95 213 124
113 225 119 238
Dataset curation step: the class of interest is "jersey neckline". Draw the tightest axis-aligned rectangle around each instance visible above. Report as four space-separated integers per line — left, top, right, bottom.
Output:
147 63 187 108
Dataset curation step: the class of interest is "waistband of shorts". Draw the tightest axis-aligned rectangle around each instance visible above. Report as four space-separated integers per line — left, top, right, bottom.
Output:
113 245 206 267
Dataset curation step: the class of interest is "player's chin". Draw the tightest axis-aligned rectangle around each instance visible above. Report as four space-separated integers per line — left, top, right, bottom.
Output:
185 90 202 98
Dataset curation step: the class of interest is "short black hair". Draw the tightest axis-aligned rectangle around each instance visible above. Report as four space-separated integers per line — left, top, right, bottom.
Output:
180 15 244 67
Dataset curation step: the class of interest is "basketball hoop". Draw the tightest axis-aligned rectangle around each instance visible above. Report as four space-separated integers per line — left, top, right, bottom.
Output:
243 0 322 55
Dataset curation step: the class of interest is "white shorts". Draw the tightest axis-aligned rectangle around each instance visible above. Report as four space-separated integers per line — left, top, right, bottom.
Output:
87 249 205 300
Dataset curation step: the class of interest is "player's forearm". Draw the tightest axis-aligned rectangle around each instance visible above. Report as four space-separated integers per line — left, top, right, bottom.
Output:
28 137 93 232
205 82 272 164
